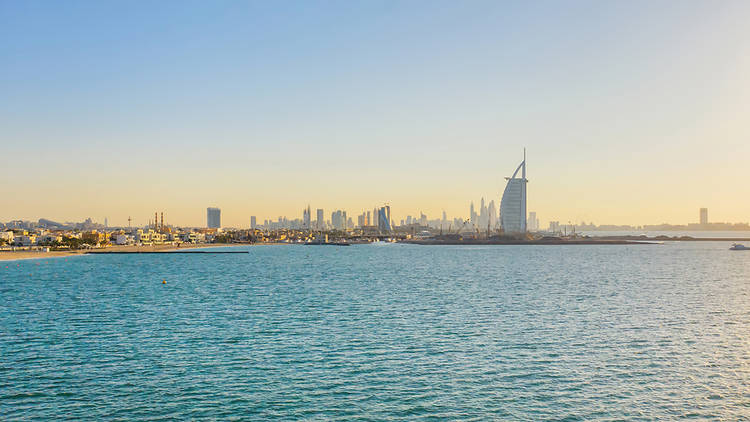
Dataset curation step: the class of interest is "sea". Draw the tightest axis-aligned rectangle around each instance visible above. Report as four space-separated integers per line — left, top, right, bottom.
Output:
2 242 750 420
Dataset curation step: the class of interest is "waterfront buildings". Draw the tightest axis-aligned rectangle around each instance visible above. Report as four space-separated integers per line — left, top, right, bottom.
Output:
250 216 257 229
207 207 221 229
500 152 528 233
700 208 708 225
0 231 14 243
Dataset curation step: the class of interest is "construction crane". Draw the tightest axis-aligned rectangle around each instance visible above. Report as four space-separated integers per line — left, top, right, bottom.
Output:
452 219 470 235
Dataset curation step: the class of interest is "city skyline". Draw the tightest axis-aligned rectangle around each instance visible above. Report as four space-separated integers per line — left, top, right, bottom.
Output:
3 1 750 227
4 203 748 232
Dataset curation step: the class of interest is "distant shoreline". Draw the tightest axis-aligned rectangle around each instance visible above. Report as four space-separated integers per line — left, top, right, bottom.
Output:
3 237 746 261
403 239 651 245
403 236 750 245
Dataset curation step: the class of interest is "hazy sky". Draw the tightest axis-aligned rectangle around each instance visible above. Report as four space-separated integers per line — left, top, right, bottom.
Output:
2 0 749 227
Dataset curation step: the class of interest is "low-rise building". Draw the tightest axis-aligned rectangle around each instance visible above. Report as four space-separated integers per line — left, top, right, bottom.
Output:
37 234 63 244
135 229 153 245
82 231 106 245
182 232 205 243
13 235 37 246
0 231 14 243
114 234 134 245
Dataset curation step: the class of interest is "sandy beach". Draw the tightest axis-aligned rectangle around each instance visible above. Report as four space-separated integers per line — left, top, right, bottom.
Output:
0 243 246 262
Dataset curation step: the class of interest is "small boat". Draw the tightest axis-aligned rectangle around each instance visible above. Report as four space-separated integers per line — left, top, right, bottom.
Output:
730 243 749 250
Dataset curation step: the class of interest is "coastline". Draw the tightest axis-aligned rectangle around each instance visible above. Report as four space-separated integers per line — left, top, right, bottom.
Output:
0 243 248 262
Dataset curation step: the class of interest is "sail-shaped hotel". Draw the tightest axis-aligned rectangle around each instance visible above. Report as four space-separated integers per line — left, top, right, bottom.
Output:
500 151 527 233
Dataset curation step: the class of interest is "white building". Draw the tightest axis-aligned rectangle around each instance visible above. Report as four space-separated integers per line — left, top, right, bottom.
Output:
0 231 14 243
500 151 528 233
114 234 134 245
527 212 539 232
181 232 205 243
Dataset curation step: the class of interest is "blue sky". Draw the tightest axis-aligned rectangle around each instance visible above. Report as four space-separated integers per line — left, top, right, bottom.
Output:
2 1 749 227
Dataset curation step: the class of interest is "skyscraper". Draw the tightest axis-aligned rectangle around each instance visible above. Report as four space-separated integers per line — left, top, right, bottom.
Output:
479 197 487 228
316 209 324 229
207 207 221 229
500 151 527 233
488 200 497 228
528 212 538 231
331 210 345 230
250 216 256 229
378 206 391 233
303 205 311 229
700 208 708 225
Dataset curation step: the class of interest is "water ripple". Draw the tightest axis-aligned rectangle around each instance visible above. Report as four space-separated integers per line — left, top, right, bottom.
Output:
2 242 750 419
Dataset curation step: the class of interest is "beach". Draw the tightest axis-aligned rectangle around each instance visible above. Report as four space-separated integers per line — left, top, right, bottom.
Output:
0 243 243 261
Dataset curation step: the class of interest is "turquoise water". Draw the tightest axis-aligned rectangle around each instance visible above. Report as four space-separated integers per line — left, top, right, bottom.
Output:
2 242 750 420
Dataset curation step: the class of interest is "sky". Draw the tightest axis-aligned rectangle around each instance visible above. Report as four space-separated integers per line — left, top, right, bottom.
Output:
2 0 749 228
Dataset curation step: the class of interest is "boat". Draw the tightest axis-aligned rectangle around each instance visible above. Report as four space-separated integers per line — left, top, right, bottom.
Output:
730 243 749 250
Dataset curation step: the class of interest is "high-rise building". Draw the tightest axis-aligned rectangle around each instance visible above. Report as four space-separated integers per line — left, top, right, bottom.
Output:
303 205 311 229
331 210 345 230
500 151 527 233
250 216 256 229
316 209 324 229
378 206 391 233
527 212 538 231
479 198 487 228
207 207 221 229
488 200 497 228
700 208 708 225
470 202 477 226
366 211 371 226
